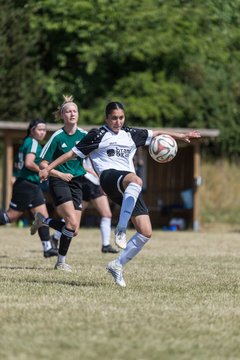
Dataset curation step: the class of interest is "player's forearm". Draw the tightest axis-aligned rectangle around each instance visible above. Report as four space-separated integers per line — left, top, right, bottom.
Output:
152 130 201 143
152 130 184 139
47 150 75 172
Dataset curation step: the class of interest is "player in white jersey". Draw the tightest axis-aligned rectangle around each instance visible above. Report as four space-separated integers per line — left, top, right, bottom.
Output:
39 101 201 287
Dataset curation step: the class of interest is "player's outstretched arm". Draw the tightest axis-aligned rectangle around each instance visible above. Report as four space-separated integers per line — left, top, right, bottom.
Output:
39 150 76 181
152 130 201 143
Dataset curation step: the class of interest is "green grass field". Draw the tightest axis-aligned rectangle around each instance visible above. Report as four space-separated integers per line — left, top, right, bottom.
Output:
0 226 240 360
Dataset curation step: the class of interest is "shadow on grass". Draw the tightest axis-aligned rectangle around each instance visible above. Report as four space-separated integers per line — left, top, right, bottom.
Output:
0 266 47 270
0 267 102 287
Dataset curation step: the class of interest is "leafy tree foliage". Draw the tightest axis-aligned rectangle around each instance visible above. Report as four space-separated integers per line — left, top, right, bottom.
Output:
1 0 240 156
0 0 46 121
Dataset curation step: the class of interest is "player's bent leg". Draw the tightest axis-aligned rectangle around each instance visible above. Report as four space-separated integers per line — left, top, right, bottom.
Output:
38 226 58 258
131 214 152 239
106 215 152 287
56 201 80 234
30 205 58 258
106 232 150 287
30 212 48 235
0 208 22 225
117 232 150 267
115 175 143 249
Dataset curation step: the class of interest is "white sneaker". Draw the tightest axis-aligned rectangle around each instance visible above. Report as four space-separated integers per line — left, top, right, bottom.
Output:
114 226 127 250
106 260 126 287
54 262 72 272
30 212 47 235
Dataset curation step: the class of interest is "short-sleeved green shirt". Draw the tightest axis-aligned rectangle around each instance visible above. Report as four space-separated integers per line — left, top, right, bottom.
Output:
18 136 42 183
40 127 87 177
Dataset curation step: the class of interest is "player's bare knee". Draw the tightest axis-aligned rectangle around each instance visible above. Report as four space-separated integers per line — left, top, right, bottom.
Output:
124 173 142 188
142 230 152 239
74 228 79 236
134 176 143 187
64 216 78 233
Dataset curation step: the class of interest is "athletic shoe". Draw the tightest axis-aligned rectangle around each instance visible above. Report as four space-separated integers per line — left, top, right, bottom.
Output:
50 235 59 250
54 262 72 272
106 260 126 287
30 212 47 235
114 226 127 250
44 248 58 258
101 245 119 254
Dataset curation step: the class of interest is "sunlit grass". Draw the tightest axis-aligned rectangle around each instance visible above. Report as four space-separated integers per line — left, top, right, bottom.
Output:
0 226 240 360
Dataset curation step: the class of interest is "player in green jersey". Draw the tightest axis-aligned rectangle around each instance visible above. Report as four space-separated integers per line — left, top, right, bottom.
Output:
30 96 87 272
0 118 58 258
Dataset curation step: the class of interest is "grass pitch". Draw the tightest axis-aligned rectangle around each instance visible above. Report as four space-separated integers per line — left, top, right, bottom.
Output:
0 226 240 360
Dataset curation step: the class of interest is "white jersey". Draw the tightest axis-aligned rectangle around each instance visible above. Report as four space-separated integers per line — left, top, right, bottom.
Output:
72 125 153 177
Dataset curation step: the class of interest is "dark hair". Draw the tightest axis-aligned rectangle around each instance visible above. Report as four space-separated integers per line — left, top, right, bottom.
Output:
27 118 46 136
105 101 125 117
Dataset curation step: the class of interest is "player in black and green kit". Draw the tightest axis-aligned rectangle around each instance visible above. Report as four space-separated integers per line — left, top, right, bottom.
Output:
0 118 58 258
31 96 87 272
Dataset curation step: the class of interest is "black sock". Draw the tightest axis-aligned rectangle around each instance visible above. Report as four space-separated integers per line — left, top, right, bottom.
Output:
38 226 50 242
48 219 65 232
0 210 10 225
58 226 75 256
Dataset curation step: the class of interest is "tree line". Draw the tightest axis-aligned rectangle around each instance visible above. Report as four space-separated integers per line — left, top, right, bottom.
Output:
1 0 240 157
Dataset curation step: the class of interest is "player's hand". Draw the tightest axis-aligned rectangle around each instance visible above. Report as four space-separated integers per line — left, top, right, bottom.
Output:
60 173 74 182
39 168 49 182
181 131 201 143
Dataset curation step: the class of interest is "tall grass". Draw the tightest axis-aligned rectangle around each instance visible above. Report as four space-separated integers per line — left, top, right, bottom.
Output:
200 159 240 225
0 227 240 360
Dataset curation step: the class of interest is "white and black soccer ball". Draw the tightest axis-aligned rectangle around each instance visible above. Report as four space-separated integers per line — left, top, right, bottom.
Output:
149 134 178 163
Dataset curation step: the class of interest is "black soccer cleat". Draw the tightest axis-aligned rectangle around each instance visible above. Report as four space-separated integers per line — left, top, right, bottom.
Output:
44 248 58 258
101 245 119 254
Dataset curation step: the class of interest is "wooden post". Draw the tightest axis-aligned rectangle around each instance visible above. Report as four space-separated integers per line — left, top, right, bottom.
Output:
193 142 201 231
2 134 13 209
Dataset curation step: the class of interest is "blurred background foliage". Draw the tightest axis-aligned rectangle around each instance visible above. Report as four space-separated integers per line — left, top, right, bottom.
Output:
0 0 240 157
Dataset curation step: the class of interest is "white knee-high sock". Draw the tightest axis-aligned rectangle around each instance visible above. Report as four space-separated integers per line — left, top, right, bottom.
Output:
118 182 142 229
100 217 111 246
116 232 150 266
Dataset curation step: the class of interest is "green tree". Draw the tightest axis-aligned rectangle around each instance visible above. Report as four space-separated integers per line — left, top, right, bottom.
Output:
0 0 46 121
1 0 240 156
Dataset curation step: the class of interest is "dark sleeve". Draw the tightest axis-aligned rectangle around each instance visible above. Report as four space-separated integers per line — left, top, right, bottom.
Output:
124 127 149 147
75 128 106 156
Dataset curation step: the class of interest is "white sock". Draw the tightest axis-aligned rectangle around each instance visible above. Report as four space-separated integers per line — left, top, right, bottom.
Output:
58 255 66 263
100 217 111 246
42 240 52 252
116 232 150 266
118 182 142 229
53 230 61 241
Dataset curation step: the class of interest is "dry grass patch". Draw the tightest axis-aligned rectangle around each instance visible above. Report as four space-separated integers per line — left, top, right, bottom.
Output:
0 227 240 360
200 159 240 224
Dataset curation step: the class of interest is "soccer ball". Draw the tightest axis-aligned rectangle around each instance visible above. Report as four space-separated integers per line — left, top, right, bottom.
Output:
149 134 178 163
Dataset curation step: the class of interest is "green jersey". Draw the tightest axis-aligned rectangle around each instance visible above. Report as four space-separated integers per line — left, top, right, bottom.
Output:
17 136 42 183
40 127 87 177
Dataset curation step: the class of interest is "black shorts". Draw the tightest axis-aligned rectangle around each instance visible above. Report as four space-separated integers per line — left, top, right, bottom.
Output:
10 178 46 212
81 177 104 202
49 176 83 210
100 169 148 216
